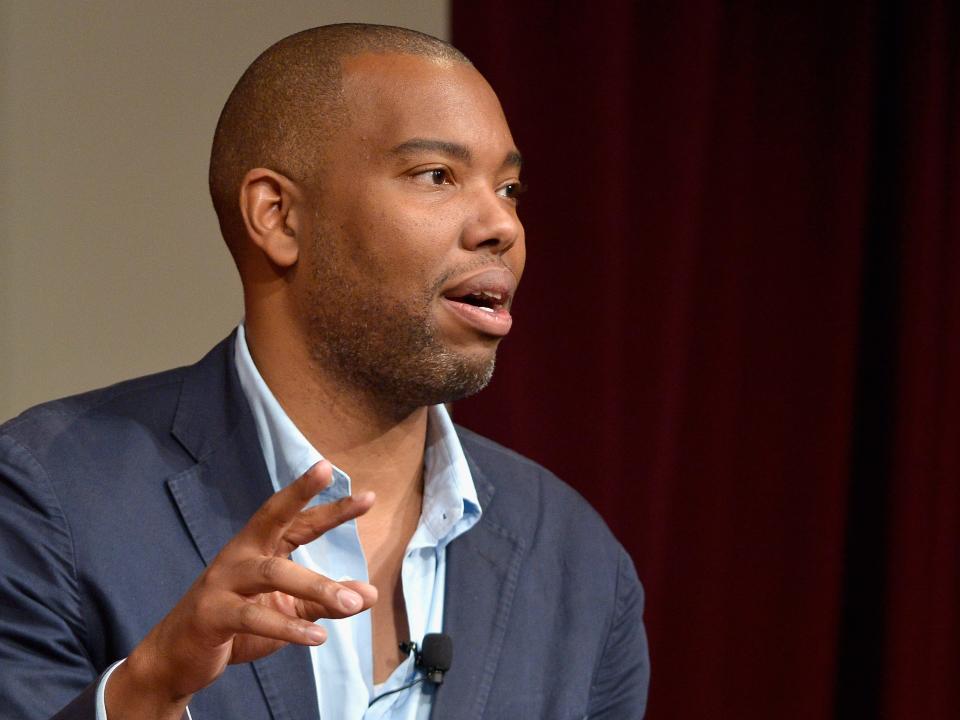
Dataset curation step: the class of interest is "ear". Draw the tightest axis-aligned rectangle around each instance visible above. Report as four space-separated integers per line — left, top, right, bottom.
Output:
238 168 306 268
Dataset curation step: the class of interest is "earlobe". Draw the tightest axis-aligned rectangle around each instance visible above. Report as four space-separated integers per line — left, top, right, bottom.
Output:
238 168 303 268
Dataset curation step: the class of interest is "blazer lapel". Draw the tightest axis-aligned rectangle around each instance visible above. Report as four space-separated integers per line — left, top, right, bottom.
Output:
165 335 319 720
433 451 526 720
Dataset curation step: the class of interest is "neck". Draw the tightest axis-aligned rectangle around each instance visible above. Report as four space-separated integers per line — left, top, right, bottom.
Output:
244 313 429 512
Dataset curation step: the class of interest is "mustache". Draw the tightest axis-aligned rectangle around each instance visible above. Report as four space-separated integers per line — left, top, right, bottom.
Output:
428 259 517 297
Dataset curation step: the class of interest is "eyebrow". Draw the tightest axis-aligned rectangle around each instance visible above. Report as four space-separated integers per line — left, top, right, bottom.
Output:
390 138 523 170
503 150 523 169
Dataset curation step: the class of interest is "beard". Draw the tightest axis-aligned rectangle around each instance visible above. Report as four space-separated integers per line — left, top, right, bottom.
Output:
301 230 497 417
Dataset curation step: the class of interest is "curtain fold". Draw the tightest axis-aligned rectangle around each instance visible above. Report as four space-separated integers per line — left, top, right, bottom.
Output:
452 2 959 718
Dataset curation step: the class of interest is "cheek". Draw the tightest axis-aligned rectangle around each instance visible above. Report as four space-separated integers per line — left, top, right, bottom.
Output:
353 204 458 284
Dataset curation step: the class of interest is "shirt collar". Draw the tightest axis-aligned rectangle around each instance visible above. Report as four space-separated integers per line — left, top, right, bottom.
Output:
233 324 481 542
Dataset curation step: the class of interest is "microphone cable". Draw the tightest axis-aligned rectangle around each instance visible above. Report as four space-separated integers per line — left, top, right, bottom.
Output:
368 633 453 709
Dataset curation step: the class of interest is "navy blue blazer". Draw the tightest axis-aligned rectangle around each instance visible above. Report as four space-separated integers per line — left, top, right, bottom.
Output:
0 335 649 719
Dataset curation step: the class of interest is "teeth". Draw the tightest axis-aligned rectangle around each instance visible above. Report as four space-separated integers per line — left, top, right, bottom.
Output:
471 290 503 301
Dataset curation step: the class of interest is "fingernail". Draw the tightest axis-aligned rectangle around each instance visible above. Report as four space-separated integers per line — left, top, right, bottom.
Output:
305 624 326 644
338 589 362 611
316 462 334 488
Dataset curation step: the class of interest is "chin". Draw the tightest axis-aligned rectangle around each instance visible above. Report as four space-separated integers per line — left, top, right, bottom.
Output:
396 349 497 411
430 348 498 400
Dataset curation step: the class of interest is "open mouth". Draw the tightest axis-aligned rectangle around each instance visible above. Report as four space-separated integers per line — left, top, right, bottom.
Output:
445 289 507 314
440 267 517 337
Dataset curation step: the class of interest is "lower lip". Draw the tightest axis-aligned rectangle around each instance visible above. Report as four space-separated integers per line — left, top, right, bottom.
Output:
442 298 513 337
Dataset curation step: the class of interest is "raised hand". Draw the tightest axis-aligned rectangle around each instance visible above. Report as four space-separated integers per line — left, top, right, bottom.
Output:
105 461 377 720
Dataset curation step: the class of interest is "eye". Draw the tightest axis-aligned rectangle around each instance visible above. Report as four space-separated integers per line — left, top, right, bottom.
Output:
411 167 453 186
496 181 528 202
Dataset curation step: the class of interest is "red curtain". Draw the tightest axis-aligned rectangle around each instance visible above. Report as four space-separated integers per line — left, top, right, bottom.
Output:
452 2 959 718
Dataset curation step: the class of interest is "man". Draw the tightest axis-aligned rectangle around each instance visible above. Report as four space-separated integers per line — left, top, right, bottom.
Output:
0 24 649 719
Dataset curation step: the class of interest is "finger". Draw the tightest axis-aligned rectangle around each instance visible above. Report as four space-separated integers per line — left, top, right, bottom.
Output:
280 491 376 552
228 599 328 647
240 461 334 552
297 579 379 621
232 556 375 618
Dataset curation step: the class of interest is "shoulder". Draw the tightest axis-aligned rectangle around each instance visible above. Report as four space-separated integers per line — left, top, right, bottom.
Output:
1 366 188 466
455 424 624 567
0 366 199 548
451 426 648 716
0 333 237 471
0 334 240 518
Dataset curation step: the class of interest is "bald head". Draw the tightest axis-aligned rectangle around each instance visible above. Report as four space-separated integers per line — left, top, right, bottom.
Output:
209 23 471 254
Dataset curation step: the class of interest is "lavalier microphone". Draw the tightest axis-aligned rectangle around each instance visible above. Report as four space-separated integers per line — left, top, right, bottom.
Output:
413 633 453 685
368 633 454 708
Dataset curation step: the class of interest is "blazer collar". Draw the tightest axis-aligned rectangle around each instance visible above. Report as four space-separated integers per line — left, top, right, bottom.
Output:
432 445 527 719
166 333 319 720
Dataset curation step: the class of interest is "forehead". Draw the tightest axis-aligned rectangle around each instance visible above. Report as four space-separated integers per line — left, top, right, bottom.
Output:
338 53 517 158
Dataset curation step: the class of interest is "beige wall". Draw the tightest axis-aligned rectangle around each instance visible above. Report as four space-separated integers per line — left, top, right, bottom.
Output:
0 0 450 420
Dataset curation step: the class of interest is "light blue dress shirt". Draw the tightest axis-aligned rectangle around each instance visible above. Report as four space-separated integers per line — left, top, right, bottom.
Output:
234 325 482 719
96 326 481 720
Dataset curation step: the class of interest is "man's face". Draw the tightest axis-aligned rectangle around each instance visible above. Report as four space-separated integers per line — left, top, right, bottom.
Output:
296 53 526 413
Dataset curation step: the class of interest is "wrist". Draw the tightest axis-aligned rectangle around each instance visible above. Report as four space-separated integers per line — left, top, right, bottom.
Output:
106 647 191 720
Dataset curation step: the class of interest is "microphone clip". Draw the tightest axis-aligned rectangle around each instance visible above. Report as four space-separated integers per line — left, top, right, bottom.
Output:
398 634 452 685
399 640 418 657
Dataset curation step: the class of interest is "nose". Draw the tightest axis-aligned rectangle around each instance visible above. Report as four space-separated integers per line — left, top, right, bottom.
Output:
460 187 523 255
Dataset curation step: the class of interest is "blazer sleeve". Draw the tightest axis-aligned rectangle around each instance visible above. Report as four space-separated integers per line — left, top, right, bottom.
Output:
586 546 651 719
0 433 100 719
